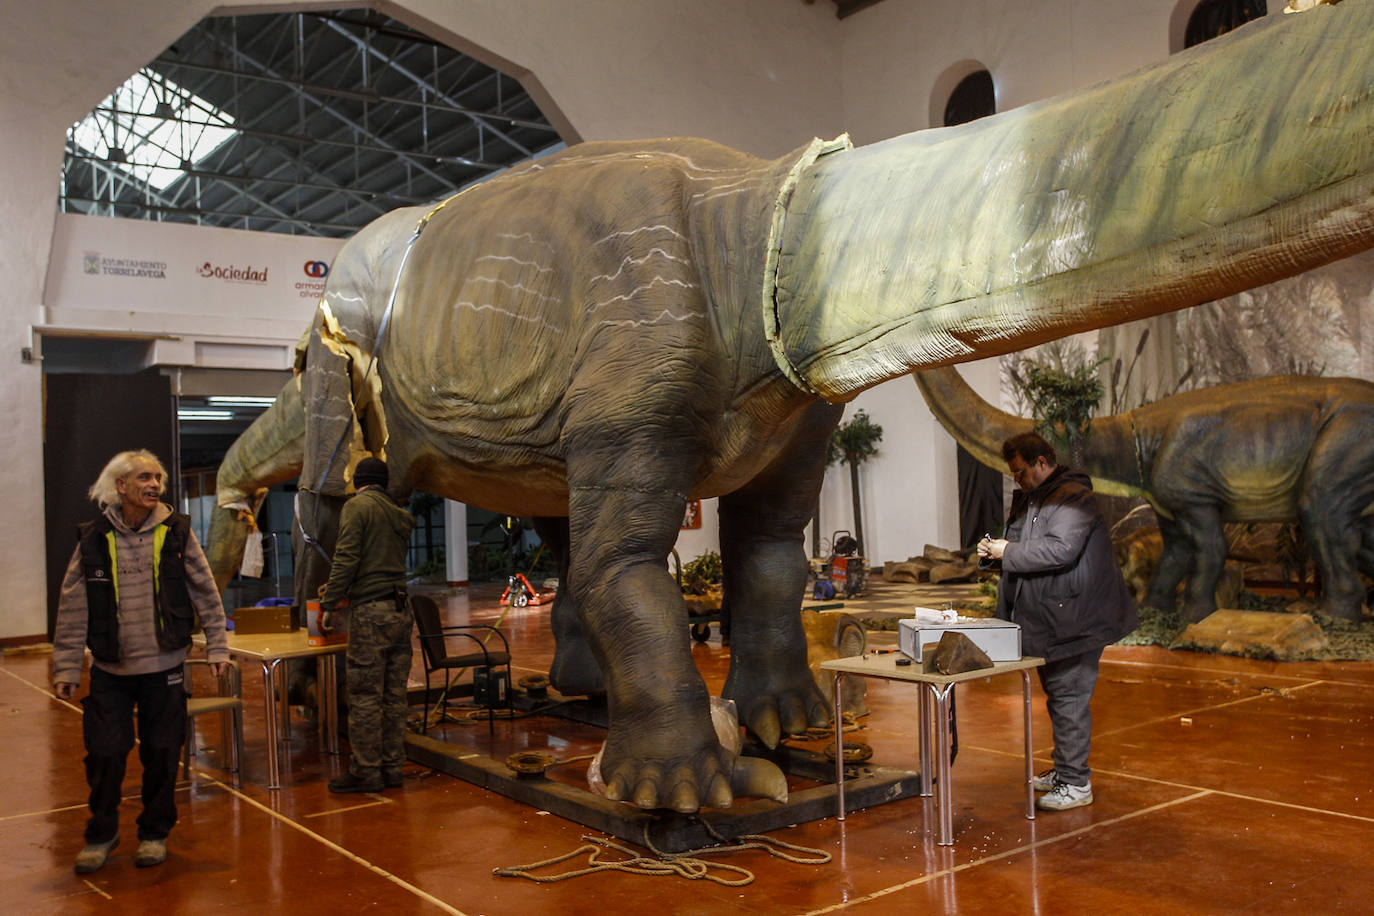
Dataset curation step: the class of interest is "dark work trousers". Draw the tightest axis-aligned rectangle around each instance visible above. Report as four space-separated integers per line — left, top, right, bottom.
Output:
81 665 187 843
1036 648 1103 787
345 597 414 777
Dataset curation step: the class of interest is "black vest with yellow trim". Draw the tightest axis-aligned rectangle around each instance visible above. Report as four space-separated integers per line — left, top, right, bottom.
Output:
77 511 196 663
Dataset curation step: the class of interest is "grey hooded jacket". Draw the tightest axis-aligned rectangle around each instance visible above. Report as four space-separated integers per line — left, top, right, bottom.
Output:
994 466 1137 661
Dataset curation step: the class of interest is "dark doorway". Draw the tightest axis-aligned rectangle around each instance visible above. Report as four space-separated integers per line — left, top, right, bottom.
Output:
1184 0 1266 48
43 368 176 637
944 70 996 128
958 447 1004 549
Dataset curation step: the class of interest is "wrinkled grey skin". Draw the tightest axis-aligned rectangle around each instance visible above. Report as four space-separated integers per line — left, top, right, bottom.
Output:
916 368 1374 621
212 6 1374 812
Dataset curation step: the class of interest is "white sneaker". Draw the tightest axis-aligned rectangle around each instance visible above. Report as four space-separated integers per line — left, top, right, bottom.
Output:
134 838 167 868
1032 768 1058 792
1037 780 1093 811
74 834 119 874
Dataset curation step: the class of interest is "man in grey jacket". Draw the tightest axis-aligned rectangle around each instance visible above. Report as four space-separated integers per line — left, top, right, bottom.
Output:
53 449 229 872
979 432 1137 811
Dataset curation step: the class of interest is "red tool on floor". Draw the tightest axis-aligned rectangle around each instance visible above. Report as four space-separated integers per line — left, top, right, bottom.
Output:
500 573 556 607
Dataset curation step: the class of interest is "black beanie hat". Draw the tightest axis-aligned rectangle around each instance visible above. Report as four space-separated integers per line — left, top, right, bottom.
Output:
353 457 389 489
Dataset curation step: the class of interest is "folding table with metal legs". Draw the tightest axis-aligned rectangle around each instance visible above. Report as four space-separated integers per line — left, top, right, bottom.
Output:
823 653 1044 846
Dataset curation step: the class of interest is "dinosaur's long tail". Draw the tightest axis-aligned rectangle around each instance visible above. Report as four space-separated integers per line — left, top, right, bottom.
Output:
207 377 306 593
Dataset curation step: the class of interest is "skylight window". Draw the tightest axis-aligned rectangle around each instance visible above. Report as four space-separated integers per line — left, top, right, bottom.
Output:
69 68 236 192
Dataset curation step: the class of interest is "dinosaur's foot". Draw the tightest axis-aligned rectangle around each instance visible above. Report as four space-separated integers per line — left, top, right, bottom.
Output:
1143 591 1179 616
549 635 605 697
724 669 832 749
599 731 734 813
1317 595 1370 622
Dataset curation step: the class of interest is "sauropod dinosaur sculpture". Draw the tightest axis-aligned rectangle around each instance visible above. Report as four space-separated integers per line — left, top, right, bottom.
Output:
914 366 1374 621
210 5 1374 811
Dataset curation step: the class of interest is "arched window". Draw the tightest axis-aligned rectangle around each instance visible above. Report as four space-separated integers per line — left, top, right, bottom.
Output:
1184 0 1266 49
943 69 996 127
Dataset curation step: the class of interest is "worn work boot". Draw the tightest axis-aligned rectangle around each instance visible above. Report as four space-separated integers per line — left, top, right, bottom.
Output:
1037 780 1093 811
382 767 404 789
134 838 167 868
328 770 384 794
1032 768 1059 792
74 835 119 874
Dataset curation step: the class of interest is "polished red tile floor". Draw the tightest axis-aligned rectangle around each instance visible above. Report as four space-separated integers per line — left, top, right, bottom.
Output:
5 581 1374 914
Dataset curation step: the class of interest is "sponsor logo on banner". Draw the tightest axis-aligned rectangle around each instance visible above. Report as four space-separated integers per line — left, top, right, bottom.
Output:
197 261 269 284
297 259 330 298
83 250 168 279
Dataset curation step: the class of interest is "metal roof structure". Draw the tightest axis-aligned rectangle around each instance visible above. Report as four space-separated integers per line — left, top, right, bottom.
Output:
60 9 564 238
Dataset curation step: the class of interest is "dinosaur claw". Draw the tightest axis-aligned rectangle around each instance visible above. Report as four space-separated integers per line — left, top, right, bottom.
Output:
749 705 783 748
730 756 787 803
604 773 629 802
632 779 661 809
666 780 699 813
779 693 809 736
705 771 734 809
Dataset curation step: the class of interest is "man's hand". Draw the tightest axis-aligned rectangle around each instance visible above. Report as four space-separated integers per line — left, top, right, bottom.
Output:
320 609 334 635
54 682 78 701
210 662 229 678
978 537 1009 561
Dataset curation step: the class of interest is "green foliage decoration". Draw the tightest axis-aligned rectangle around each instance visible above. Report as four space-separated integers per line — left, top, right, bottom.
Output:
826 409 883 468
680 551 723 595
1007 343 1105 464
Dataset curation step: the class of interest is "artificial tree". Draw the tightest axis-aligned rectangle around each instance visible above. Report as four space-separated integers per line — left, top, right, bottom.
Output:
826 409 883 556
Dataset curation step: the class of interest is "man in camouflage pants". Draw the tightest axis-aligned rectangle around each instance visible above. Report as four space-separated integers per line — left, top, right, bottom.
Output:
319 457 416 793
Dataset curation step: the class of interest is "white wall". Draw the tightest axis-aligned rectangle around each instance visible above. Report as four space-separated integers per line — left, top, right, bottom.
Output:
395 0 845 157
814 358 1002 563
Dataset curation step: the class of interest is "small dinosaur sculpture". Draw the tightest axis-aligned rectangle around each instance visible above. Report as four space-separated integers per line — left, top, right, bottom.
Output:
914 367 1374 621
211 6 1374 811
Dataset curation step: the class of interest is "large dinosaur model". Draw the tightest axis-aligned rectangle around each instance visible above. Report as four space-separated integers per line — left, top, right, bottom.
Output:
914 367 1374 621
210 6 1374 812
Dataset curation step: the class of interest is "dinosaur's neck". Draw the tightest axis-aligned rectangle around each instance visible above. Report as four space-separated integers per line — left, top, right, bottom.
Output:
912 367 1027 471
914 366 1144 498
765 2 1374 402
1078 413 1143 499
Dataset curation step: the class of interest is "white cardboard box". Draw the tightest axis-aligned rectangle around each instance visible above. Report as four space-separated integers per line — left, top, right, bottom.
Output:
898 617 1022 662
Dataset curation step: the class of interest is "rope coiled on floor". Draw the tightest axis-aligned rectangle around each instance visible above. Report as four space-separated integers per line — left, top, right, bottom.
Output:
493 822 831 886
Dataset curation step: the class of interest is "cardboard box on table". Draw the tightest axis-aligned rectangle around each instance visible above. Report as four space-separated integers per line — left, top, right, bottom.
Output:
305 599 349 646
898 616 1021 662
229 604 293 634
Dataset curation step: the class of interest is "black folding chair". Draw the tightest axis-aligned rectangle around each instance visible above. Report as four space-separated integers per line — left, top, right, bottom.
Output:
409 593 513 733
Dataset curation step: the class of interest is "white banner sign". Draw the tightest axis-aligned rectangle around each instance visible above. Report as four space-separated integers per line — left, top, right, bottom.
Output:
43 212 347 333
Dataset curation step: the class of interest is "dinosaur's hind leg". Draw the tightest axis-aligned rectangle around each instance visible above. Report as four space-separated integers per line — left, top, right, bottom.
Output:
536 516 605 695
1300 425 1374 620
720 400 840 748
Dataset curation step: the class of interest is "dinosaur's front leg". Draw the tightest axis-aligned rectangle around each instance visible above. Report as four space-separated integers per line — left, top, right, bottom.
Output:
721 402 840 746
566 452 731 812
1144 515 1191 613
1177 506 1226 622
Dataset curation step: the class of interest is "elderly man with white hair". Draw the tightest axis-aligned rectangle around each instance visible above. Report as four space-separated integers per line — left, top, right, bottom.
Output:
52 449 229 874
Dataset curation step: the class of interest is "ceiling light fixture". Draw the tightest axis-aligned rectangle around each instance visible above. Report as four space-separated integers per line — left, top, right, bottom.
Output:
206 396 277 406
